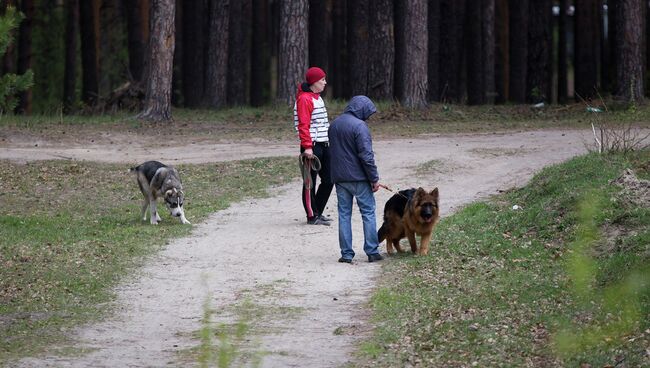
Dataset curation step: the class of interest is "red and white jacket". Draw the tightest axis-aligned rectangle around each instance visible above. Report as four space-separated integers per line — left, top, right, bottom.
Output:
293 84 329 149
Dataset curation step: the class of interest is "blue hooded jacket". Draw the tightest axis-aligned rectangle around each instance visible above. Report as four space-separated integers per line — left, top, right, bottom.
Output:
328 96 379 184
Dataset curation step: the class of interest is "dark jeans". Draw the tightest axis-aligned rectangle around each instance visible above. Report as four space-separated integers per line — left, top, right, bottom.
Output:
300 142 333 220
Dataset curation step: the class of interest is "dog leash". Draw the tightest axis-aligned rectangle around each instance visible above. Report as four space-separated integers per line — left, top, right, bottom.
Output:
298 153 322 190
378 183 409 199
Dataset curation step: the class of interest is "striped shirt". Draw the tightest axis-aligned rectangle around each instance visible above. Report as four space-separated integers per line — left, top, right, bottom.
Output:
294 86 329 148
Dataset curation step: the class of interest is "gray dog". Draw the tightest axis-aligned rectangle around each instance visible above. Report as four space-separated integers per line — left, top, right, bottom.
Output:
130 161 191 225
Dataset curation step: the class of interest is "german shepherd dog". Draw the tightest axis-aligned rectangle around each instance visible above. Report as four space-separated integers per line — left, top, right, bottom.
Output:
377 187 439 255
130 161 191 225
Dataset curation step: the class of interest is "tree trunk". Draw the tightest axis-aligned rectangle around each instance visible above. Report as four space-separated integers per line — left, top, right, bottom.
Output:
508 0 527 103
309 0 328 71
79 0 100 106
15 0 34 114
574 0 601 100
227 0 252 105
467 0 484 105
171 0 182 105
439 0 466 102
616 0 644 102
138 0 175 122
495 0 508 103
427 0 441 101
368 0 393 100
330 0 347 98
526 0 552 103
251 0 270 106
399 0 427 108
482 0 496 104
347 0 369 95
63 0 79 112
124 0 149 83
182 0 206 107
205 0 229 108
277 0 308 105
558 0 568 103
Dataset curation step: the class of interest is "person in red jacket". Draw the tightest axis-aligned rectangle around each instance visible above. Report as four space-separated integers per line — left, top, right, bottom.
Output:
294 67 333 226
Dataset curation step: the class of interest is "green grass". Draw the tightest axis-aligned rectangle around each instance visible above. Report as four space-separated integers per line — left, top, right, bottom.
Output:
357 151 650 367
0 157 298 363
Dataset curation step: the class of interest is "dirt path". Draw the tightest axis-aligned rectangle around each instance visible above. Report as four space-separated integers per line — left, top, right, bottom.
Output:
12 129 590 367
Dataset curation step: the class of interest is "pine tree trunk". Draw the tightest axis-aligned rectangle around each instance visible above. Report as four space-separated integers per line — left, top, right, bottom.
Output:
277 0 308 105
251 0 270 106
138 0 175 122
439 0 466 102
205 0 229 109
482 0 496 104
63 0 79 112
330 0 347 98
308 0 328 71
182 0 206 107
467 0 484 105
616 0 644 102
509 0 527 103
400 0 427 108
347 0 369 96
171 0 182 105
574 0 601 100
495 0 509 103
79 0 100 106
124 0 149 84
227 0 252 105
526 0 552 103
427 0 441 101
603 0 618 95
558 0 568 103
15 0 34 114
368 0 393 100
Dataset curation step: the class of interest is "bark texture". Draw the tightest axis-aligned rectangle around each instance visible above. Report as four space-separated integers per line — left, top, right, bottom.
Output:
205 0 229 108
399 0 427 108
574 0 601 99
277 0 308 105
347 0 369 96
368 0 394 100
616 0 644 102
79 0 100 106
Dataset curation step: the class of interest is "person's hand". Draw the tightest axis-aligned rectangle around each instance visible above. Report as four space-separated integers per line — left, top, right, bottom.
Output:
303 148 315 159
372 182 380 192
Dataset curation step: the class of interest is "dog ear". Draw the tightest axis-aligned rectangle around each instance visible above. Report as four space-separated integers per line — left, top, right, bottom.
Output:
165 189 173 197
430 187 439 199
172 187 178 194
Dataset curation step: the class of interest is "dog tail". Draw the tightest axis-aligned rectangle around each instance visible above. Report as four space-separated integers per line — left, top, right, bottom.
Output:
377 222 387 243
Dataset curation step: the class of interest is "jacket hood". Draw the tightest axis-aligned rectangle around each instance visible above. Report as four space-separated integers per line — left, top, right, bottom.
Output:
296 82 315 99
343 95 376 121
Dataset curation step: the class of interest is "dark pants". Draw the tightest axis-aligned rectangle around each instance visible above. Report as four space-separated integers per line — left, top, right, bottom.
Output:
301 142 333 220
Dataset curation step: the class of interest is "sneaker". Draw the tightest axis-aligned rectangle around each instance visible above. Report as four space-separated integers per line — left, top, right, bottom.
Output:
320 214 333 221
338 257 353 264
368 253 384 262
307 215 331 226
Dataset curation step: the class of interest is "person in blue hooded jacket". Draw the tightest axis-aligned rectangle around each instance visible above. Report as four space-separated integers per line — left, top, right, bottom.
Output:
328 95 383 263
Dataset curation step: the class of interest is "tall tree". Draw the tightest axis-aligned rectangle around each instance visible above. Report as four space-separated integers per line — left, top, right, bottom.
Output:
427 0 441 101
368 0 394 100
347 0 369 95
467 0 484 105
330 0 347 98
398 0 427 108
1 0 16 76
526 0 552 103
138 0 175 122
79 0 100 106
495 0 509 103
205 0 229 108
508 0 527 103
63 0 79 112
251 0 270 106
603 0 619 95
616 0 644 102
124 0 149 84
574 0 601 99
557 0 568 103
277 0 308 105
182 0 206 107
227 0 252 105
15 0 34 114
438 0 466 102
482 0 496 104
308 0 328 71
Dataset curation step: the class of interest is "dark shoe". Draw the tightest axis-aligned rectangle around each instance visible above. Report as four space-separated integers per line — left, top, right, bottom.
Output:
307 215 331 226
368 253 384 262
338 257 353 264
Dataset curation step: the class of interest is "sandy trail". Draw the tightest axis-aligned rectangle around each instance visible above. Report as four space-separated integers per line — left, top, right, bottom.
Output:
12 129 590 367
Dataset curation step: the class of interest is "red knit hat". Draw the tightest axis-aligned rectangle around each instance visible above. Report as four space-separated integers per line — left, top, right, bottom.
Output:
305 67 326 85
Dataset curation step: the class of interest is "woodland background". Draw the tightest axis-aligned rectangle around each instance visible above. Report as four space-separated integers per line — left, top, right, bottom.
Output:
1 0 648 117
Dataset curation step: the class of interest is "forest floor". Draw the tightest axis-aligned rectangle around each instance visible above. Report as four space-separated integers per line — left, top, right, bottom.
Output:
0 123 596 367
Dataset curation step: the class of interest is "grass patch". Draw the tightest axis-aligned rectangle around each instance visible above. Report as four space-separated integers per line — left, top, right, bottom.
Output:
357 150 650 367
0 157 298 363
